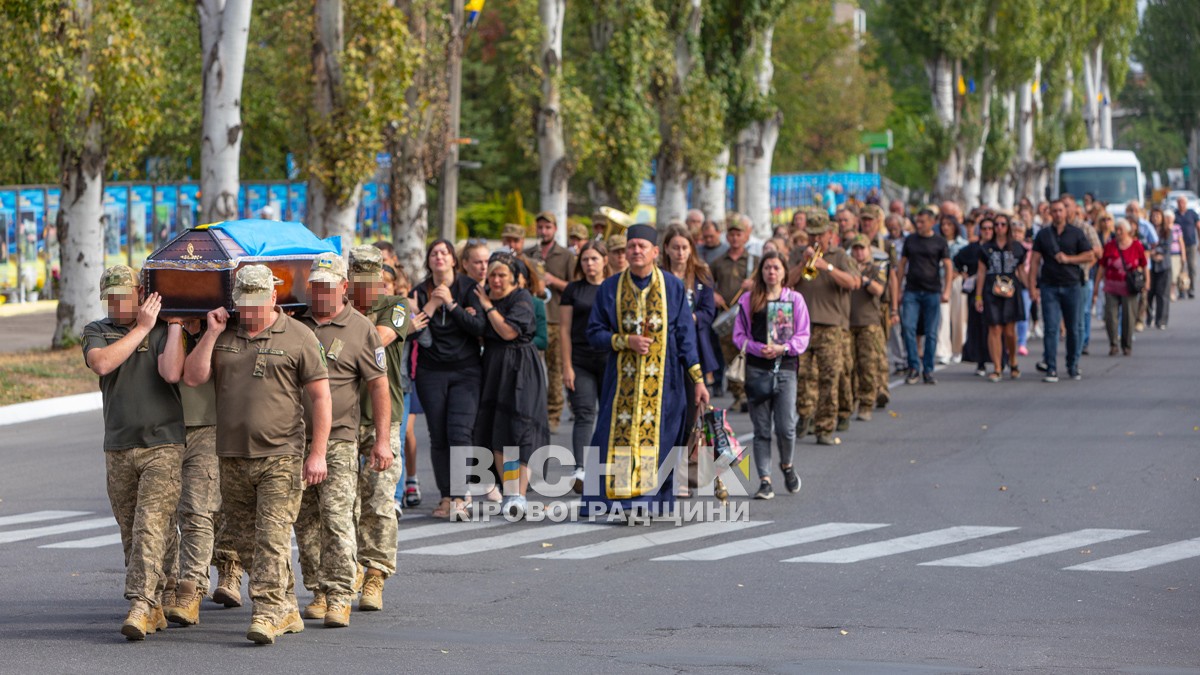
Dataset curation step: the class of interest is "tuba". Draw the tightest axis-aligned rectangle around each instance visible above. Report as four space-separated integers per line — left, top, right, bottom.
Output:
801 241 824 281
597 206 634 239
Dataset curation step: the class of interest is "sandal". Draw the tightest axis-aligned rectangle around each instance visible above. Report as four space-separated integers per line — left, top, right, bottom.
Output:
987 372 1002 383
432 497 451 518
448 499 469 522
1009 364 1021 380
483 486 503 503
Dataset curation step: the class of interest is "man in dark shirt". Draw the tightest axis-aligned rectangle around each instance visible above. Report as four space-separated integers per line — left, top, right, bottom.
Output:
525 211 574 431
898 208 952 384
82 265 185 640
1175 196 1198 299
1029 199 1095 382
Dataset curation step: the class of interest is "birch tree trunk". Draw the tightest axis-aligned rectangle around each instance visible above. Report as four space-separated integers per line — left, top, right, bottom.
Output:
1015 65 1038 201
929 53 962 203
198 0 252 223
963 76 994 208
654 0 701 230
391 147 428 277
736 26 779 239
54 124 106 347
1099 74 1113 150
309 0 357 255
537 0 568 243
1082 43 1102 149
693 146 728 223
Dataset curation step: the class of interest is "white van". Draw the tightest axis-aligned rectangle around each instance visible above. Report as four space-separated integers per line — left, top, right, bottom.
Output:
1052 149 1146 217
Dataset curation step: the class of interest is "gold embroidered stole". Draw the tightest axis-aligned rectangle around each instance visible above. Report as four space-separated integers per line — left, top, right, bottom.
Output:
607 267 668 499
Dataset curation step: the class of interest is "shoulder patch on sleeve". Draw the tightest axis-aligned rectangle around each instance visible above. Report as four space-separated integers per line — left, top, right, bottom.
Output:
374 346 386 370
391 303 408 329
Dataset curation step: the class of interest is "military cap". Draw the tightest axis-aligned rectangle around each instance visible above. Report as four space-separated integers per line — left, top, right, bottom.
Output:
861 204 885 221
535 210 557 225
805 211 832 235
349 245 384 279
100 265 138 299
568 222 589 241
726 212 749 232
501 223 526 241
233 264 283 306
606 234 627 251
848 233 871 249
307 252 347 285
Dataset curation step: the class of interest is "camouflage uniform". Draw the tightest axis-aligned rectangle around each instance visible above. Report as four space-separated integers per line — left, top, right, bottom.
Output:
851 324 884 415
355 421 403 576
176 424 219 592
106 445 184 604
294 439 360 601
838 329 854 424
220 454 304 621
796 326 843 435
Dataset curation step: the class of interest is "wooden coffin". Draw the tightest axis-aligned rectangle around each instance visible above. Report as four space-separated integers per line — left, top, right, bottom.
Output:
143 224 325 316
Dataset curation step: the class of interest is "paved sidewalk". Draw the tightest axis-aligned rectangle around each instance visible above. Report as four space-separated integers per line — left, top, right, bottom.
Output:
0 301 57 353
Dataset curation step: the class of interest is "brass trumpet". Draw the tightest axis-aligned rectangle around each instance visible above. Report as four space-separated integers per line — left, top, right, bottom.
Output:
801 242 824 281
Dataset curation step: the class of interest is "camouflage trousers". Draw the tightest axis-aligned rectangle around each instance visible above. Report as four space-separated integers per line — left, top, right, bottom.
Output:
219 454 303 622
851 324 885 413
838 329 853 422
546 328 564 427
106 444 183 606
877 310 892 403
295 439 358 602
797 325 843 435
356 422 402 578
163 426 220 593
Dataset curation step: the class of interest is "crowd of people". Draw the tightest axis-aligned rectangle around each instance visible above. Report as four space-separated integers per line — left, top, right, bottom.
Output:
83 191 1195 645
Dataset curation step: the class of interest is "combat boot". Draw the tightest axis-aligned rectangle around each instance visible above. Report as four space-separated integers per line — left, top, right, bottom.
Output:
165 580 201 626
815 433 835 446
795 416 812 438
856 407 873 422
359 569 385 612
121 600 155 641
836 417 850 432
303 591 327 620
161 576 177 609
246 610 305 645
212 559 243 608
323 597 351 628
151 604 167 631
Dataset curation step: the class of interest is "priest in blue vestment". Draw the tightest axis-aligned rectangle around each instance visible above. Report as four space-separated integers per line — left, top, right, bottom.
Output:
584 224 710 518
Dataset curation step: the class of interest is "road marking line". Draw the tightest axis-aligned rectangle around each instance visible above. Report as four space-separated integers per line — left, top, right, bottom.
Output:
919 529 1147 568
783 526 1019 563
652 522 890 562
403 522 606 556
0 517 117 544
400 519 506 543
525 520 771 560
0 510 92 528
1064 537 1200 572
40 533 123 549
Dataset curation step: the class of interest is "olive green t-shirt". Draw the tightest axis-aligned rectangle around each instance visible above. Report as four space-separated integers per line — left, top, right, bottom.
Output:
850 255 888 328
211 310 328 458
360 295 412 426
181 330 217 427
793 246 859 329
82 319 185 451
300 303 386 443
710 249 758 307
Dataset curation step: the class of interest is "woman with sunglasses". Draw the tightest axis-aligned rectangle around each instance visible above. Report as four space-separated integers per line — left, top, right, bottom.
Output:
975 214 1029 382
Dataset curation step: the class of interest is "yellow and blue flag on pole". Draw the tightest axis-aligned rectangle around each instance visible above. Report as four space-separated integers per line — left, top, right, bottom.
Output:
465 0 485 29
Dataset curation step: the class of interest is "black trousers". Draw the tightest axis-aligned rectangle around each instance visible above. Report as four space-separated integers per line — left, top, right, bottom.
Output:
415 365 481 499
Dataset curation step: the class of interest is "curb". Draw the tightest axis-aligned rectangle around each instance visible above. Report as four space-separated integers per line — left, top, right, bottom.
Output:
0 392 102 427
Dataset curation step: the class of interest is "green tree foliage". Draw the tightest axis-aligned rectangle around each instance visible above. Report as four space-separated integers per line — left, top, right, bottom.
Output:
567 0 666 208
1135 0 1200 140
772 0 892 171
0 0 164 183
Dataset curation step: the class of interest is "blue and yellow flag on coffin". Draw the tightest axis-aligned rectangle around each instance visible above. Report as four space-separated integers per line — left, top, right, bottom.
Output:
465 0 485 29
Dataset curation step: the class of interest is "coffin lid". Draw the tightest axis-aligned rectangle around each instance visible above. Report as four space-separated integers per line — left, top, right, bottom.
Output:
144 220 340 270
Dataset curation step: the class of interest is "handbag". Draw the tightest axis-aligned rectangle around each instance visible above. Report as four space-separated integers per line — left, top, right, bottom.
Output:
991 275 1015 298
712 289 746 338
1120 247 1145 295
744 358 781 405
703 408 745 468
724 347 746 384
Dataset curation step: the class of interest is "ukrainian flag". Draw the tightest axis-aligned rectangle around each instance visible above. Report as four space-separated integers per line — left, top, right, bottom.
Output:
465 0 485 28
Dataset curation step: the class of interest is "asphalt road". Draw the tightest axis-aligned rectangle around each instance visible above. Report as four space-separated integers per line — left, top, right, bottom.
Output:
0 299 1197 673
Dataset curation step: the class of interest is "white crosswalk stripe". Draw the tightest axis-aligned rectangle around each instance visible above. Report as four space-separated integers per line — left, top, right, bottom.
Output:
0 510 92 528
400 519 506 543
41 533 123 549
525 520 770 560
404 522 610 556
0 517 117 544
652 522 890 562
1064 537 1200 572
920 529 1148 568
784 526 1019 564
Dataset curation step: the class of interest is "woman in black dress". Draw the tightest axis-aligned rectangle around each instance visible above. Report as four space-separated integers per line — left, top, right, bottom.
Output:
974 214 1029 382
560 241 608 493
954 217 992 376
473 253 549 521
